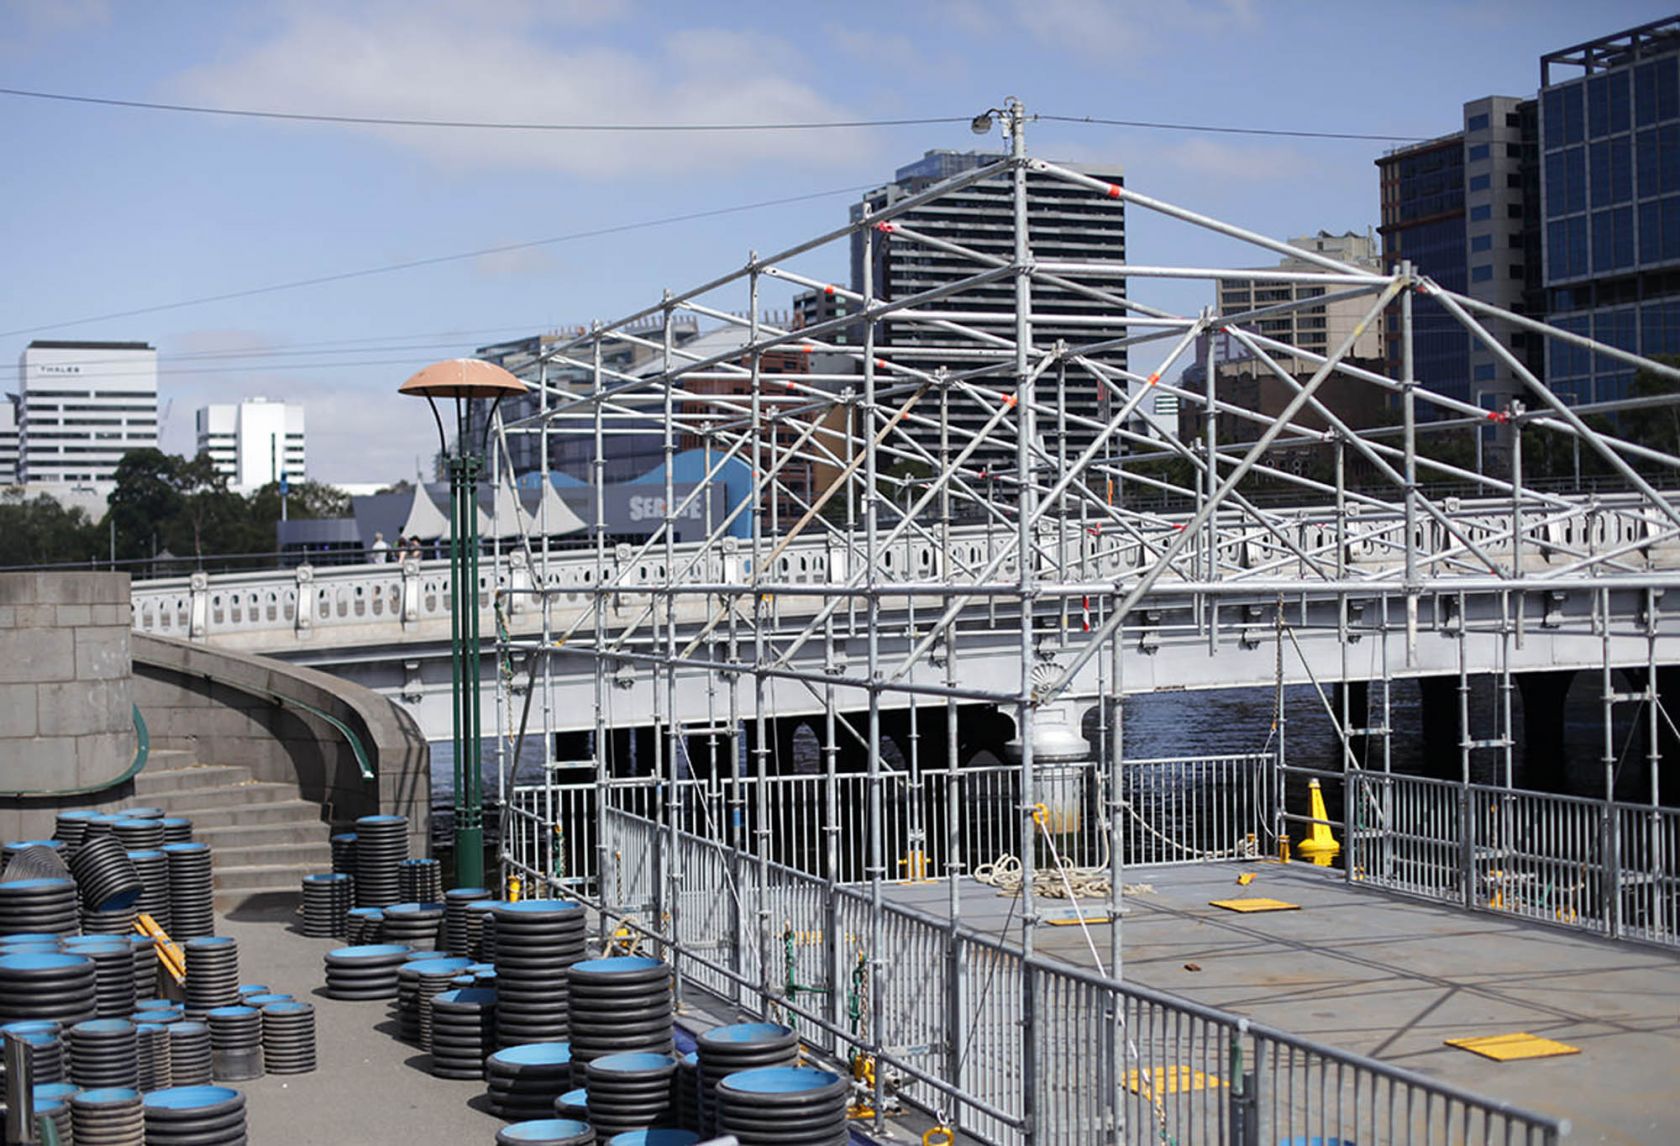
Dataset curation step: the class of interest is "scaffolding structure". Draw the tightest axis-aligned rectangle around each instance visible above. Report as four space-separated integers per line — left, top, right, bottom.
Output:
480 101 1680 1143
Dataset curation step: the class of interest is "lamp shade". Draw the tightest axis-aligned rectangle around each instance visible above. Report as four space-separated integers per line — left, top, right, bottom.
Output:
399 358 528 400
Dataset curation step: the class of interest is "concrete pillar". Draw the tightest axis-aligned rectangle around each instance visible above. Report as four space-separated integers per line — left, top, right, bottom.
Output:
1416 675 1461 780
1516 670 1575 793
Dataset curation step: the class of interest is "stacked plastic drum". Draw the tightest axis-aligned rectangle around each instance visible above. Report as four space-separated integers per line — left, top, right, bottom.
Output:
64 934 138 1018
676 1051 699 1131
70 1018 140 1089
32 1092 73 1143
555 1087 589 1121
467 899 500 960
260 1000 317 1074
444 886 491 955
111 816 165 852
142 1085 248 1145
715 1066 849 1146
583 1051 679 1137
323 943 410 1000
567 957 673 1069
159 817 194 845
353 814 408 907
71 833 144 934
131 933 160 1000
494 1120 597 1146
163 843 215 939
486 1043 574 1120
429 986 497 1080
53 810 98 853
137 1021 172 1091
0 951 96 1028
381 902 446 950
398 857 444 903
696 1022 799 1136
205 1005 261 1082
0 877 79 936
493 900 587 1048
397 956 470 1048
346 907 384 944
71 1085 146 1145
0 841 68 880
330 831 357 876
183 937 241 1018
129 848 171 932
2 1020 66 1084
168 1022 214 1086
300 873 353 938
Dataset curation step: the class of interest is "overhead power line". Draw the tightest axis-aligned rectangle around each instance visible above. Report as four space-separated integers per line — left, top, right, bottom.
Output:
0 184 873 339
0 84 1427 143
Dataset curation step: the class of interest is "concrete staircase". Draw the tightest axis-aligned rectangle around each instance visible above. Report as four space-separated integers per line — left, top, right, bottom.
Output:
133 752 331 910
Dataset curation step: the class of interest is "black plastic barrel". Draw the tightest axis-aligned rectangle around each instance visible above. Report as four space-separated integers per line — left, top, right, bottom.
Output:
554 1087 589 1120
0 877 80 935
206 1005 262 1082
566 957 673 1068
300 873 353 938
69 1018 140 1089
485 1042 573 1120
166 1022 213 1086
63 935 138 1019
111 818 165 851
695 1021 799 1134
0 951 96 1026
353 814 408 907
583 1051 678 1137
396 956 470 1047
70 833 143 913
183 937 241 1018
71 1084 145 1146
53 810 98 855
443 886 491 955
142 1084 248 1145
465 898 499 960
1 841 71 882
676 1050 698 1132
162 843 215 939
492 899 587 1048
398 858 443 904
381 901 446 949
323 943 410 1000
136 1021 171 1091
260 1000 317 1074
345 907 384 944
494 1118 596 1145
158 817 194 845
32 1093 73 1144
330 831 357 875
121 806 164 820
2 1021 65 1084
715 1065 849 1146
131 934 159 1001
82 903 141 935
128 848 171 932
429 986 497 1080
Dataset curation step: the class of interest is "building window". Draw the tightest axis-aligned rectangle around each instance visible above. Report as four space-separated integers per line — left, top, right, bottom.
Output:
1471 264 1494 282
1548 216 1589 279
1473 364 1497 381
1592 206 1635 271
1509 264 1526 279
1468 113 1490 132
1468 143 1490 161
1590 136 1633 206
1546 147 1587 217
1638 194 1680 263
1588 72 1631 136
1635 56 1680 127
1470 204 1492 221
1544 83 1585 148
1469 173 1491 191
1470 234 1493 252
1637 124 1680 198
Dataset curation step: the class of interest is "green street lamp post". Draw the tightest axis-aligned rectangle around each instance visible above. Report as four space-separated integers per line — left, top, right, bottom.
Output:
400 358 528 888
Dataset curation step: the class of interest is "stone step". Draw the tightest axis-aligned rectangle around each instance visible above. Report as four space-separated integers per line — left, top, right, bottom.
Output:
212 863 317 911
134 763 256 796
211 841 332 870
136 782 298 813
194 821 335 850
179 800 328 830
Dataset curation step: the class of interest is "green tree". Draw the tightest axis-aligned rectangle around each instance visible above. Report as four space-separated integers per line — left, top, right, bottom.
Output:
105 448 186 561
0 494 101 568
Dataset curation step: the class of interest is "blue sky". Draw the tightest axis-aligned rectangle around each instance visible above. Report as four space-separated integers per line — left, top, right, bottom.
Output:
1 0 1671 481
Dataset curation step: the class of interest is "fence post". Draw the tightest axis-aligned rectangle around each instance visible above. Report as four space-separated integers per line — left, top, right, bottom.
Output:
187 571 210 640
1228 1020 1259 1146
1459 782 1476 911
1606 803 1623 939
947 926 966 1132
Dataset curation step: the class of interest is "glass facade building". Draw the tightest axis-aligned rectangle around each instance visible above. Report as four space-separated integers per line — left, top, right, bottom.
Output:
1542 18 1680 404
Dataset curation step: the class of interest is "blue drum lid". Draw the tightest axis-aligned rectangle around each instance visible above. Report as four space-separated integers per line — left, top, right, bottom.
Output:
72 1019 135 1035
406 957 472 975
498 1120 591 1143
571 955 662 975
327 944 410 959
702 1022 792 1045
589 1051 675 1074
143 1085 241 1111
491 1042 572 1067
0 952 89 972
720 1065 843 1095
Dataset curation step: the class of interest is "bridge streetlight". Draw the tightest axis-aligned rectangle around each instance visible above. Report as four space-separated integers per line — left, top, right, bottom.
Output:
399 358 527 887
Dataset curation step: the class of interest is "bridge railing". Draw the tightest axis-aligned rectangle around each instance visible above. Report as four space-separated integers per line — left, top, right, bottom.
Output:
500 753 1276 895
558 804 1566 1145
1286 764 1680 947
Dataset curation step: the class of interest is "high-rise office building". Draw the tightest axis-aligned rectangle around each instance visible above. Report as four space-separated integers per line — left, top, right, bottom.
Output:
0 397 17 484
1217 230 1385 372
1540 16 1680 405
17 340 158 484
850 149 1128 464
195 397 307 492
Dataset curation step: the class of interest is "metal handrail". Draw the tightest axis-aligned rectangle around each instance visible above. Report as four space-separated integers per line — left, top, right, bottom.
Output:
268 691 375 782
0 704 149 799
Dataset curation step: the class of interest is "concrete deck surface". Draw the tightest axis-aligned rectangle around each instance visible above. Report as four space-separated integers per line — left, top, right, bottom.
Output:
884 861 1680 1145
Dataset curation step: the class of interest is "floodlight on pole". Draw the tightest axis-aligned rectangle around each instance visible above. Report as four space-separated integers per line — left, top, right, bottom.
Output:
398 357 527 887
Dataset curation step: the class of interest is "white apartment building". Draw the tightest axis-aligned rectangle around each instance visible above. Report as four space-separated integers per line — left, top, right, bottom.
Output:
17 341 158 483
1215 231 1385 374
196 397 306 492
0 398 17 485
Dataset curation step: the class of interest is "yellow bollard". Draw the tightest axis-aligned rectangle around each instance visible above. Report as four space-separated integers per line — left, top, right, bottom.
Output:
507 874 522 902
1295 779 1341 866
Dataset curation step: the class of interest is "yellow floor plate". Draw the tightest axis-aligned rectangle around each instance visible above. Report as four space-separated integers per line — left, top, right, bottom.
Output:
1209 897 1300 912
1123 1066 1224 1097
1444 1032 1581 1061
1047 917 1113 926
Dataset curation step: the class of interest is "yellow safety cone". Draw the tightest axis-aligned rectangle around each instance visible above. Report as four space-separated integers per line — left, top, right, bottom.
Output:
1295 779 1341 866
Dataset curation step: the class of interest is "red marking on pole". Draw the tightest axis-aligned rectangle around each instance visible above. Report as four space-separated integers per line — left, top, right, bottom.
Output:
1004 394 1018 408
875 358 888 369
1146 372 1161 386
1106 184 1121 198
1487 410 1509 424
876 222 896 233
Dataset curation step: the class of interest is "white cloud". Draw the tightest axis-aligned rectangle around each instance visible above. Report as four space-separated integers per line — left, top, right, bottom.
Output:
472 246 560 279
945 0 1256 61
171 1 877 177
1153 137 1312 183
